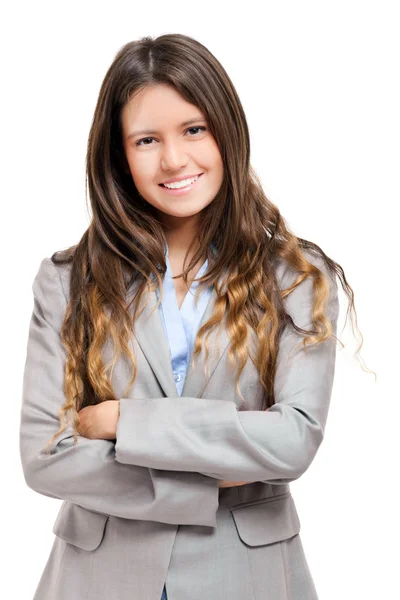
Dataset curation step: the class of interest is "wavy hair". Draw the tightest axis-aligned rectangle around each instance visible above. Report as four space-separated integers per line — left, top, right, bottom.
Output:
44 33 373 454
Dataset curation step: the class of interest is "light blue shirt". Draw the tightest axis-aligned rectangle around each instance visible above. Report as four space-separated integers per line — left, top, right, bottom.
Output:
155 244 214 396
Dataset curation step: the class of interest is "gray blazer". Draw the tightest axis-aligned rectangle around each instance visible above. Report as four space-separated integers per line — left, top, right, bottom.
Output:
19 249 339 600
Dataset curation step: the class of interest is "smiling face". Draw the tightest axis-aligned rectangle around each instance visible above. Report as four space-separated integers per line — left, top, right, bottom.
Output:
120 83 224 225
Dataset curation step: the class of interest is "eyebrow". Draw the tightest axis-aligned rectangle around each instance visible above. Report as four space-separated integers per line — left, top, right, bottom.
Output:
125 117 206 140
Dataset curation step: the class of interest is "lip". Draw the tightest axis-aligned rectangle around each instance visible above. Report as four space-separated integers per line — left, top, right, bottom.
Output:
159 173 203 196
159 172 203 185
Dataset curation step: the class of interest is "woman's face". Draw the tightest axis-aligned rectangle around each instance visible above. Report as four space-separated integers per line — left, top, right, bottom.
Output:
120 83 224 222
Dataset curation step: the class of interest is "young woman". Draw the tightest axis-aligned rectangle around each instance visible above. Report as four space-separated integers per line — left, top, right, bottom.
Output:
20 33 366 600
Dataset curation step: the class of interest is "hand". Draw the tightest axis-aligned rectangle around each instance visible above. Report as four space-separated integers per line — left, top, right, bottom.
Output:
218 480 249 488
77 400 120 440
218 406 271 488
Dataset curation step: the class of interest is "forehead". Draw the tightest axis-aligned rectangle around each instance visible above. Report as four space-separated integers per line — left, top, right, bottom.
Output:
121 84 205 132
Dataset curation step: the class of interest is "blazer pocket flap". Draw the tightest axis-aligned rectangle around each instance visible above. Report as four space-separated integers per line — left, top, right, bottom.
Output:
52 501 109 551
230 493 300 547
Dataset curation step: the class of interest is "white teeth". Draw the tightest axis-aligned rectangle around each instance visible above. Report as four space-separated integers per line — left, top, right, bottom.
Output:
163 175 199 189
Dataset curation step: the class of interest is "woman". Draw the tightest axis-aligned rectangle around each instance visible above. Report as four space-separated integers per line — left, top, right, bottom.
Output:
20 33 365 600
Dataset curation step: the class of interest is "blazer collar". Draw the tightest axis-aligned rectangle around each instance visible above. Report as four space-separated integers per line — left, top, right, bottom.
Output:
126 269 230 399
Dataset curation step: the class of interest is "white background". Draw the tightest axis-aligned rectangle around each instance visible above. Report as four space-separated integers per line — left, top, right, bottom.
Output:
2 1 399 598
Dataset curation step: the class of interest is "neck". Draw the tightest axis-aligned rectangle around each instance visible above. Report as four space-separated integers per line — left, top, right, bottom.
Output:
159 213 201 261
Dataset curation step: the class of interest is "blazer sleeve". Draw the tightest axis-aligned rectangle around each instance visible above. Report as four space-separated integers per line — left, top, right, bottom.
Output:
19 258 219 527
115 254 340 484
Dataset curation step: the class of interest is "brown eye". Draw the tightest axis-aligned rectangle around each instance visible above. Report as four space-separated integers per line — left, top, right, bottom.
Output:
135 137 155 147
135 126 207 147
187 126 207 136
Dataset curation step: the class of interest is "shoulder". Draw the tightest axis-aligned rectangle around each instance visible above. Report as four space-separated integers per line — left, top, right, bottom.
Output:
273 248 335 289
31 256 71 329
273 248 339 325
38 251 74 297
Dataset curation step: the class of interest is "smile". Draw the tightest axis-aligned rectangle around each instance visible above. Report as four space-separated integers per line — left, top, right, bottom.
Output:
159 173 203 196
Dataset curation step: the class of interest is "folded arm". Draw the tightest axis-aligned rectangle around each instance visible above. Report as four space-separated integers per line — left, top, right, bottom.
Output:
19 258 219 527
115 256 340 484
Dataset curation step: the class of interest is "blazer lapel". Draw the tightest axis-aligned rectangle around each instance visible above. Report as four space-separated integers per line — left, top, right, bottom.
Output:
127 276 231 399
181 285 230 398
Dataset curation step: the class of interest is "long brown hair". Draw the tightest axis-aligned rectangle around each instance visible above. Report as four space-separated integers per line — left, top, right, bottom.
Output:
44 33 373 454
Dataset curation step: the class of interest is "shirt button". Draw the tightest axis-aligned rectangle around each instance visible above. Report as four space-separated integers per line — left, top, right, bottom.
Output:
174 373 181 382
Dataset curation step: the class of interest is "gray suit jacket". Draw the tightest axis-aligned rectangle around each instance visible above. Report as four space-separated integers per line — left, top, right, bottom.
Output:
19 250 339 600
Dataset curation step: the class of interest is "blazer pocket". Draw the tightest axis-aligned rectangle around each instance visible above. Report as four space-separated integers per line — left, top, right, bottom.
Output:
230 492 301 547
52 500 110 551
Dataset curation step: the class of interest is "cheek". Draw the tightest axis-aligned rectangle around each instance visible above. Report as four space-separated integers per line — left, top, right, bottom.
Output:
209 152 224 183
196 147 222 177
206 141 224 173
127 156 154 185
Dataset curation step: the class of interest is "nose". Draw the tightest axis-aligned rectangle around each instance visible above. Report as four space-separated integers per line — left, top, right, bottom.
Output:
160 139 189 172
